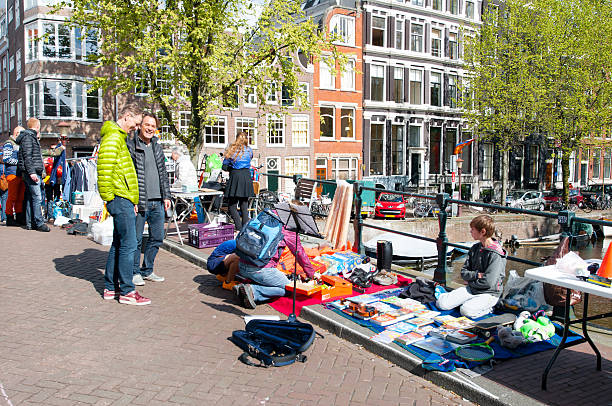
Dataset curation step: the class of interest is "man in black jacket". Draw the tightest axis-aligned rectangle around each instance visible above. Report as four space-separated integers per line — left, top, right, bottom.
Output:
16 118 49 232
127 112 171 285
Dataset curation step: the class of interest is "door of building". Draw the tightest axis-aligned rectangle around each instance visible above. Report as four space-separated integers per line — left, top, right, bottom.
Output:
266 158 279 192
581 163 587 186
410 153 421 185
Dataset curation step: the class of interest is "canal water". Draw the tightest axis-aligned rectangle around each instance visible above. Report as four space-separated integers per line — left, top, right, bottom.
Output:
448 238 612 330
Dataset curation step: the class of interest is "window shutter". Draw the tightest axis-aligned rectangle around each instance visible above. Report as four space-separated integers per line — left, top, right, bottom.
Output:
364 119 371 174
425 23 430 53
365 12 371 45
387 65 394 102
405 20 410 50
404 68 410 103
443 73 449 106
385 120 392 176
388 17 395 48
364 63 371 100
444 28 450 57
424 70 430 105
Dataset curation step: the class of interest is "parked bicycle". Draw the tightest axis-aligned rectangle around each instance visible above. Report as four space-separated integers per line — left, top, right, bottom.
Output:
310 194 332 219
413 200 434 218
550 200 579 212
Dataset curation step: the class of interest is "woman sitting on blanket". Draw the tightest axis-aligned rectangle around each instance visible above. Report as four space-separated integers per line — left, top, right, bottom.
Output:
437 215 507 319
234 201 316 310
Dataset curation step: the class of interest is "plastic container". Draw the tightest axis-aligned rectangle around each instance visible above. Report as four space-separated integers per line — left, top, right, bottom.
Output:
188 222 234 249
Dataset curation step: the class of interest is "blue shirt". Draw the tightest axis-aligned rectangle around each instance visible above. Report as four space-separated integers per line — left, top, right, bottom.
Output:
222 147 253 170
206 239 237 271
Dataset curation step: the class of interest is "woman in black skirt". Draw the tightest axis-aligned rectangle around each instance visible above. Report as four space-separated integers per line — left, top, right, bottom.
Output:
222 132 254 230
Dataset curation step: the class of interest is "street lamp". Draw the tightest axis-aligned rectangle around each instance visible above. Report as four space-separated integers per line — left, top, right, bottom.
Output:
456 157 464 217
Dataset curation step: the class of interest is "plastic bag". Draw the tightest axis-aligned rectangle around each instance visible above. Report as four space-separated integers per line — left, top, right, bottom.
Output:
499 270 550 313
90 218 114 246
555 251 588 275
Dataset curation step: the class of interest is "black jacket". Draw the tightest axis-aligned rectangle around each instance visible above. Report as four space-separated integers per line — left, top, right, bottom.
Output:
16 129 43 176
461 241 507 296
126 135 171 211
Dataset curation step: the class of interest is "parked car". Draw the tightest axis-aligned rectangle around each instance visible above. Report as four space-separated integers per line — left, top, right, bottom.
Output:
375 193 406 219
543 188 584 209
505 190 546 210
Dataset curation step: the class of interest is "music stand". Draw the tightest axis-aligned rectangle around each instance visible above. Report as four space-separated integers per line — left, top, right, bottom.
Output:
274 202 323 322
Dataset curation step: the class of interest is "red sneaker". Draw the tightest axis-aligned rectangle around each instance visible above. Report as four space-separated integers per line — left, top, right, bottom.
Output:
103 289 119 300
119 291 151 306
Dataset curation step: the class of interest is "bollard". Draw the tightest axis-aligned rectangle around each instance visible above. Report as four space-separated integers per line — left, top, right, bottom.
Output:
434 193 450 286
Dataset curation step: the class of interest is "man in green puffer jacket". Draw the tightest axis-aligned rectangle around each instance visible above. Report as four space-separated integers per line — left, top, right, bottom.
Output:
97 106 151 306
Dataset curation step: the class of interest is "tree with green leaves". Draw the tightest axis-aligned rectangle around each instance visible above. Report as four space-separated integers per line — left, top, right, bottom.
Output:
60 0 341 164
462 0 612 205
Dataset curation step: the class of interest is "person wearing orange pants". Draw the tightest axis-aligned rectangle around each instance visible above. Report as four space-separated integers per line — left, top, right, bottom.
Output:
3 126 25 226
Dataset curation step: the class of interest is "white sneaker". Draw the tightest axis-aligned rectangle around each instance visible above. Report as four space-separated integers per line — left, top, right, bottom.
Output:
133 274 145 286
143 272 165 282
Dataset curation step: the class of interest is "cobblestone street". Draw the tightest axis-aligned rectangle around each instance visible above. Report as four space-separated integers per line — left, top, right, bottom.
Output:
0 227 472 406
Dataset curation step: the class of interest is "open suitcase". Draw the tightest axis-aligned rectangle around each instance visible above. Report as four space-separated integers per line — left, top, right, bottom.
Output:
231 319 315 367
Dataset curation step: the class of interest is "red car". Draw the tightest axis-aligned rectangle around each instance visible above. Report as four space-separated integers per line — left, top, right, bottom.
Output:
543 188 584 208
375 193 406 218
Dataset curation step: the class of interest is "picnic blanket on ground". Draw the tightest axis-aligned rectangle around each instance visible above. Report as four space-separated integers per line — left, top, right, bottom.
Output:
327 300 583 368
268 275 413 317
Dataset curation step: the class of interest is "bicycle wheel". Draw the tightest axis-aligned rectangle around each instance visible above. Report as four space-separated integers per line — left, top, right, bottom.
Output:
568 203 579 212
581 202 593 213
257 189 279 213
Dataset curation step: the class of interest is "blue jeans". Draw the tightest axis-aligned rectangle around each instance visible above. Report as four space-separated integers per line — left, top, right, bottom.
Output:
23 175 45 229
134 200 165 277
104 196 137 295
238 262 289 302
0 189 7 222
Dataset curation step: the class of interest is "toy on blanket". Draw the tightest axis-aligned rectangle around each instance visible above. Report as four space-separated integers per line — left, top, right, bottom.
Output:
514 311 556 342
496 325 527 349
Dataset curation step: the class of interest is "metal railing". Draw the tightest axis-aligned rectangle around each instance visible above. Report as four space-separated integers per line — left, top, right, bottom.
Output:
258 172 612 286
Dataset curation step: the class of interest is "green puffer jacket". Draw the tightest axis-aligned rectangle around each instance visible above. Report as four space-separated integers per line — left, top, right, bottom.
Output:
97 121 139 204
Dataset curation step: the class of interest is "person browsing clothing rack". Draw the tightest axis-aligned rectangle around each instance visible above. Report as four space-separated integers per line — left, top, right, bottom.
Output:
222 132 254 231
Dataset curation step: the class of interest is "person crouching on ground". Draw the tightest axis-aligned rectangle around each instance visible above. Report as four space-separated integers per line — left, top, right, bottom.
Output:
206 239 240 284
222 132 254 231
436 215 507 318
235 227 315 309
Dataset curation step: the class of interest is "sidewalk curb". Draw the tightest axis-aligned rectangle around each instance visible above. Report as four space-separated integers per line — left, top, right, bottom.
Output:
162 239 207 268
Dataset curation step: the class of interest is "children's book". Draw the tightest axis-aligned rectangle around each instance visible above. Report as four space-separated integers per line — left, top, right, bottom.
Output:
446 330 478 344
387 321 417 334
428 326 456 339
371 330 402 344
415 310 441 319
434 315 459 324
444 316 475 330
409 317 435 327
370 313 400 327
348 294 378 304
369 301 396 313
415 325 435 335
394 332 425 346
412 337 459 355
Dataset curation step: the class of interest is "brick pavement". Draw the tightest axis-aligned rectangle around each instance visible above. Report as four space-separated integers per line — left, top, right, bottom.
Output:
0 226 473 406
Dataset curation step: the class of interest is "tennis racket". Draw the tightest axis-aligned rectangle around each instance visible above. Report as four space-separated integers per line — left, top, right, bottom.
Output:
455 336 495 362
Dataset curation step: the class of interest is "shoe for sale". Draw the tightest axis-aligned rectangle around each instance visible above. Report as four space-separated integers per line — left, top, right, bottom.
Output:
119 291 151 306
133 274 145 286
103 289 119 300
143 272 165 282
36 224 50 232
239 284 256 309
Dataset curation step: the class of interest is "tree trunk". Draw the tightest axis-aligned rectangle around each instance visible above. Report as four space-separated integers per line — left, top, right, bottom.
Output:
191 139 203 170
501 149 509 206
561 151 570 206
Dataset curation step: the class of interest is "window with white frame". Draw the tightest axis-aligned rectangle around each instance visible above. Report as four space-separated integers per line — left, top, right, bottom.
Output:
371 15 385 47
16 99 23 126
3 100 8 131
319 58 335 89
244 86 256 106
204 116 227 146
267 115 284 146
466 1 475 19
450 0 459 14
394 67 404 103
43 22 70 59
266 81 278 103
411 23 424 52
412 0 424 6
1 57 6 88
285 157 310 191
431 28 442 57
157 111 174 143
370 123 384 175
15 50 21 80
0 18 6 38
134 70 149 95
298 82 308 105
432 0 442 10
341 58 355 90
9 55 14 72
395 19 404 49
38 80 101 119
15 0 20 27
27 82 39 118
340 108 354 139
371 64 385 101
156 66 171 96
179 111 191 135
10 102 15 117
26 24 39 62
8 7 13 24
281 84 294 107
430 71 441 106
329 14 355 46
409 69 422 104
449 32 458 60
332 157 358 180
409 125 421 147
448 74 458 108
236 117 257 148
291 115 308 147
222 85 239 109
319 106 334 139
482 143 493 180
391 124 405 175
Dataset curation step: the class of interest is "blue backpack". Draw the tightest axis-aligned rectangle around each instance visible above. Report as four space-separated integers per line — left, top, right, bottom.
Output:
235 209 284 267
